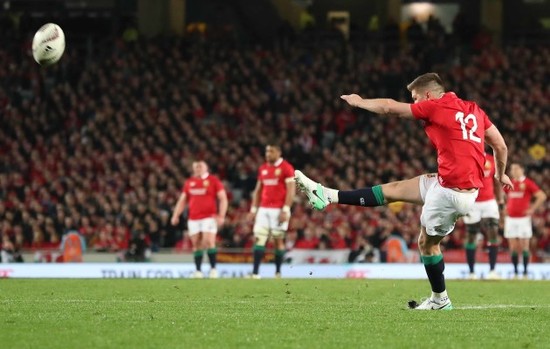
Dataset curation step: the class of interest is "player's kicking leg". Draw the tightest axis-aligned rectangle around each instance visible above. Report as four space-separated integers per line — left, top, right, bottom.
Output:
294 170 423 210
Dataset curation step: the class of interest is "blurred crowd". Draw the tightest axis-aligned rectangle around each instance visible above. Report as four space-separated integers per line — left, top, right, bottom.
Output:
0 18 549 263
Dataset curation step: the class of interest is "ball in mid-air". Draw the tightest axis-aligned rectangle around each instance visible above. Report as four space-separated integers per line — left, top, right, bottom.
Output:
32 23 65 66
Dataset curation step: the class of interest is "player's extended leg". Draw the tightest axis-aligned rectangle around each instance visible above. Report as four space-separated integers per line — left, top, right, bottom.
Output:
294 170 423 210
272 234 286 278
190 233 204 278
203 232 218 278
464 223 480 277
412 226 453 310
483 218 500 276
520 238 530 278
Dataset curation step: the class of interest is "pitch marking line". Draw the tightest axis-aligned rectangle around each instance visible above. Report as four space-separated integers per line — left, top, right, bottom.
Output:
456 305 550 310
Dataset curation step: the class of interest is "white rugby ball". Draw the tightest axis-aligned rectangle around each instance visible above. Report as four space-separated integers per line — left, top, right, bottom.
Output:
32 23 65 66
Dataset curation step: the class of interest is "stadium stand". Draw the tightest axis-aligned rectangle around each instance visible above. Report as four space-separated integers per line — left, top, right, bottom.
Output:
0 11 548 263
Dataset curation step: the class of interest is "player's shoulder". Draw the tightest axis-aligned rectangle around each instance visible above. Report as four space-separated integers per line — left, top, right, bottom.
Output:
281 159 295 171
207 173 221 181
281 159 294 167
525 177 539 186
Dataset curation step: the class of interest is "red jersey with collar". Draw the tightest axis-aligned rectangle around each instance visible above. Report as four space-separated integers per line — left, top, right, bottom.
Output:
504 177 540 217
411 92 493 189
182 174 225 220
258 159 294 208
476 153 496 202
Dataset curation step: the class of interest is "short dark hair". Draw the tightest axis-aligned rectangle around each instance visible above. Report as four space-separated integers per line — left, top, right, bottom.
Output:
510 162 524 169
266 144 281 151
407 73 445 93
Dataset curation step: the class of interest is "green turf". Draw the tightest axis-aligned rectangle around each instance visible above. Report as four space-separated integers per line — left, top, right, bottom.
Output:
1 279 548 349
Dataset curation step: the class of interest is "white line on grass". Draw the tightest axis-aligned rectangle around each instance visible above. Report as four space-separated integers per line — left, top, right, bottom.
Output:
0 299 178 303
456 305 550 310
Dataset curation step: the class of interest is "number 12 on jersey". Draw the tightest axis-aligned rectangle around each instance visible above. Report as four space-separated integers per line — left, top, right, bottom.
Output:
455 112 481 143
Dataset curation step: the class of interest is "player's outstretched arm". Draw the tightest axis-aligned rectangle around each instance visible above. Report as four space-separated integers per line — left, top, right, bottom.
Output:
485 125 513 191
340 94 414 118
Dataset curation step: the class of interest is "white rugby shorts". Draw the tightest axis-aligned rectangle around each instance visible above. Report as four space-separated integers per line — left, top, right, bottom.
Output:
253 207 289 237
463 199 500 224
504 217 532 239
419 174 478 237
187 217 217 236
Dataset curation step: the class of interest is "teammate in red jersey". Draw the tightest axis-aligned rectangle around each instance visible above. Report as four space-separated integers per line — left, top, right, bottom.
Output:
248 144 295 278
503 163 546 278
171 161 228 278
295 73 512 310
462 152 504 280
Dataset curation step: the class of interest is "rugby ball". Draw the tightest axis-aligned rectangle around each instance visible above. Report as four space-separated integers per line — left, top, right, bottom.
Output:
32 23 65 66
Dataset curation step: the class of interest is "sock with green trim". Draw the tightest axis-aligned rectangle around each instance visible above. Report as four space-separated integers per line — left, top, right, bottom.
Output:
511 251 519 275
252 245 265 275
275 249 285 273
522 250 529 275
338 185 385 207
465 242 476 274
207 248 217 269
488 239 498 271
194 250 203 272
422 254 446 294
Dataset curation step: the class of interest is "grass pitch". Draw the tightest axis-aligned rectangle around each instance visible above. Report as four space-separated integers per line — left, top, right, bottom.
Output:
1 279 548 349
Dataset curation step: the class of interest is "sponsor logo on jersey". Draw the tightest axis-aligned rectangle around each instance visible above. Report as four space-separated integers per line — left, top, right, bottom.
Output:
262 179 279 186
509 192 524 199
189 189 207 195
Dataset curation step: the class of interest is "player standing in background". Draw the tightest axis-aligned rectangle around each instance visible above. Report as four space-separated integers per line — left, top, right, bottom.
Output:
295 73 512 310
503 163 546 279
171 161 228 278
462 152 504 280
248 144 295 279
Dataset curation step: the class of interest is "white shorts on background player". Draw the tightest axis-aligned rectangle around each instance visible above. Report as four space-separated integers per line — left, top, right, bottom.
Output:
187 217 217 236
504 217 532 239
419 174 479 237
253 207 289 237
462 199 500 224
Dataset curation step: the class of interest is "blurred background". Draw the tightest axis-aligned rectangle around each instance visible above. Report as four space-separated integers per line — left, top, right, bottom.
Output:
0 0 548 265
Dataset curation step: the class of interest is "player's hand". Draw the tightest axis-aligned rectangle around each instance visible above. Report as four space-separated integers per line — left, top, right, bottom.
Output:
170 216 179 226
247 212 256 221
216 215 225 227
340 94 364 108
525 207 535 216
496 174 513 191
278 211 289 224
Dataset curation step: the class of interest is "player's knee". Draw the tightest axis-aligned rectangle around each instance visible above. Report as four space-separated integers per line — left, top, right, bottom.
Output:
418 232 442 255
486 218 499 231
253 227 269 246
466 223 480 237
